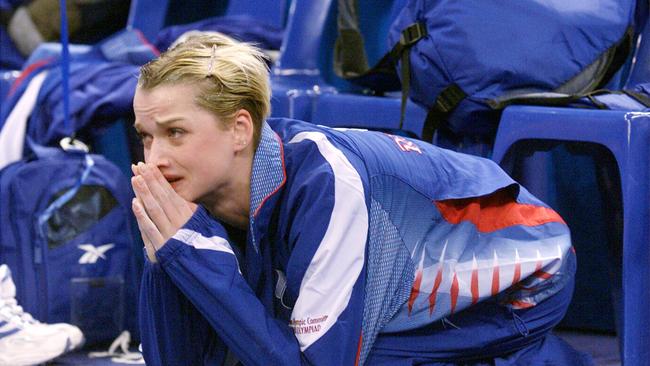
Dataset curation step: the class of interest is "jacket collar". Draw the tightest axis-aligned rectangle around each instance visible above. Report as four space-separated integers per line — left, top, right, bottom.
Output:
244 122 286 299
248 121 286 254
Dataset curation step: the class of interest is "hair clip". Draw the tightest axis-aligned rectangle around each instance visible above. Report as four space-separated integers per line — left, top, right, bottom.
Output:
207 44 217 75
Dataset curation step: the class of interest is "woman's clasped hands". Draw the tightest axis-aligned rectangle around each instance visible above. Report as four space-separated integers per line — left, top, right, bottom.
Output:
131 162 196 263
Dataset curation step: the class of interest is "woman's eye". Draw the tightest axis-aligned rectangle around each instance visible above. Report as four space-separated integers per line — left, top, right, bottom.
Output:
136 131 152 145
169 128 185 138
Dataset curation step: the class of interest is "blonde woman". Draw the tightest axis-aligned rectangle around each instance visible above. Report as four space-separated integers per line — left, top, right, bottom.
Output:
132 34 588 365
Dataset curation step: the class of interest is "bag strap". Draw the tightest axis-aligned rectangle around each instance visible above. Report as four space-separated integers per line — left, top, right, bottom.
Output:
333 0 427 129
338 22 428 130
392 23 427 130
32 1 95 246
504 87 650 109
56 0 90 153
476 88 649 117
59 0 73 141
623 90 650 107
422 84 466 142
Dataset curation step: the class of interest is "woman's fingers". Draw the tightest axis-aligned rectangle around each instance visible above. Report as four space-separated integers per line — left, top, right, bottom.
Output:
139 163 180 219
131 162 196 243
149 164 196 220
136 163 195 229
132 174 176 239
132 166 166 262
132 197 164 262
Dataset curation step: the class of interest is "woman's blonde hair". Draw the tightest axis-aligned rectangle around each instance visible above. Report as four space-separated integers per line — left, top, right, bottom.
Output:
138 33 271 146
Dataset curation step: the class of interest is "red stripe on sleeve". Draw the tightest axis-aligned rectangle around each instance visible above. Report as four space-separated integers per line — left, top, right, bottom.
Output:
434 188 565 233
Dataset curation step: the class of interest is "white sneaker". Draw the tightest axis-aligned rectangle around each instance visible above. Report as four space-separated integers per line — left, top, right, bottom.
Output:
0 264 85 366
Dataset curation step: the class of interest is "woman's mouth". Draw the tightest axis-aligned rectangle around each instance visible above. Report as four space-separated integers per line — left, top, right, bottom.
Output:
165 176 183 189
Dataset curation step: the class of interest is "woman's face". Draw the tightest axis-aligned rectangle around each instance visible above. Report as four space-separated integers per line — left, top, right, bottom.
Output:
133 83 237 203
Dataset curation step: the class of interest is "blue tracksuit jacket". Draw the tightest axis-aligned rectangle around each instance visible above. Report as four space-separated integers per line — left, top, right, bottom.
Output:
139 118 579 365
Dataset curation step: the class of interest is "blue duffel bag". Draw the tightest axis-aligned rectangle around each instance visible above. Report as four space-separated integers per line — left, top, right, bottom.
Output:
335 0 637 141
0 140 139 344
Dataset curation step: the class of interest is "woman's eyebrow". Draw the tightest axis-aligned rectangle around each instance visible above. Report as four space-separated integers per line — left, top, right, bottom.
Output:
134 117 184 131
155 117 185 126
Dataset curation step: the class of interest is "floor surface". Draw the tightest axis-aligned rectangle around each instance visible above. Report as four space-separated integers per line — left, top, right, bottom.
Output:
46 330 621 365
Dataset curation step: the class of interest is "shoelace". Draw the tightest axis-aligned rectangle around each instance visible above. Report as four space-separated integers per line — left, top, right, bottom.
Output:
88 330 144 364
0 298 38 327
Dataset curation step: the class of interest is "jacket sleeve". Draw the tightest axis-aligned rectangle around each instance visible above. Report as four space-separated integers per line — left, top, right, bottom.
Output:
138 253 227 366
154 181 369 366
153 206 306 365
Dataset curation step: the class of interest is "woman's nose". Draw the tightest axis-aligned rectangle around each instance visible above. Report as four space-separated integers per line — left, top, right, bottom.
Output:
145 140 170 168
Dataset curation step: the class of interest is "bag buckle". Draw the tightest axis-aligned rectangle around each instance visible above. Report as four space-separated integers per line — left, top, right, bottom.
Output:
400 23 427 46
435 84 466 113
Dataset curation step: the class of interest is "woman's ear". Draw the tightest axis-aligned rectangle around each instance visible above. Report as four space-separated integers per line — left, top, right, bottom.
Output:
232 108 254 152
